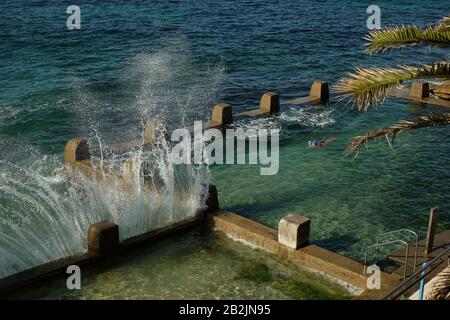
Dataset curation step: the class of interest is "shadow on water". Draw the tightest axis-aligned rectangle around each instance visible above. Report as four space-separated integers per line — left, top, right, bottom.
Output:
315 234 360 253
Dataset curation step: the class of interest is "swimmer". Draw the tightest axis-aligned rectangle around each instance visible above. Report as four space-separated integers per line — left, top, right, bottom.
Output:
308 137 336 148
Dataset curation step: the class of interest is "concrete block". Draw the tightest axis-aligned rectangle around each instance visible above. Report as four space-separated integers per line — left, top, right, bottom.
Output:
410 81 430 99
260 92 280 114
425 208 438 255
211 103 233 125
144 120 156 144
121 160 137 180
432 81 450 100
205 184 219 212
64 138 91 164
278 214 310 249
88 221 119 256
310 80 329 102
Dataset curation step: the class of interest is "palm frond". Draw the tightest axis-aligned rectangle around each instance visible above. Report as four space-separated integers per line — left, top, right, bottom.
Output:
365 25 423 53
346 112 450 154
421 25 450 46
334 66 415 111
416 61 450 78
432 80 450 100
436 16 450 32
365 22 450 53
429 266 450 300
335 61 450 110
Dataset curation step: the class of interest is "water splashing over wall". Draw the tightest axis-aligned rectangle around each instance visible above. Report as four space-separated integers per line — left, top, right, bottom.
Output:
0 42 224 279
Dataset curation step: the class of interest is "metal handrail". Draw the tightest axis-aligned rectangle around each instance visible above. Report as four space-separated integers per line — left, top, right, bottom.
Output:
364 239 410 279
375 229 419 272
382 245 450 300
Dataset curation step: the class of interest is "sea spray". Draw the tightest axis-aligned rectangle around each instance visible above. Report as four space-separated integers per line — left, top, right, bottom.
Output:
0 127 209 279
0 43 223 279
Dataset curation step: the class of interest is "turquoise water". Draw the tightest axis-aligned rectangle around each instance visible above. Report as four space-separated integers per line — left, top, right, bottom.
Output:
5 226 351 300
1 0 449 278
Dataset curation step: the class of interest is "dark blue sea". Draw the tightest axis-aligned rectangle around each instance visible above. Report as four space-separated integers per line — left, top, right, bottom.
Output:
0 0 449 282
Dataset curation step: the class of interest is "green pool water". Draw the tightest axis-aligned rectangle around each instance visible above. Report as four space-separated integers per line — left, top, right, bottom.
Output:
211 102 450 261
5 226 352 300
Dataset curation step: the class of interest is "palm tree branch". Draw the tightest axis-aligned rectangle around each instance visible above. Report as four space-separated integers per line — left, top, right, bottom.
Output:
346 112 450 154
365 22 450 53
334 61 450 110
436 16 450 32
429 266 450 300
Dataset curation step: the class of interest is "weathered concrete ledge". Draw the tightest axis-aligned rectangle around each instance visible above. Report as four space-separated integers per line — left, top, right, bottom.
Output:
286 80 329 105
0 180 219 296
89 82 326 158
389 81 450 108
97 101 234 156
237 92 280 117
0 253 98 297
120 214 206 250
207 210 400 297
65 156 142 197
278 214 310 249
0 213 206 297
1 206 401 299
64 138 194 204
185 103 234 133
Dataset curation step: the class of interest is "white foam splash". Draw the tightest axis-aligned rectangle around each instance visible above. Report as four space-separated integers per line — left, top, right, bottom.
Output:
0 105 20 123
0 42 223 279
229 105 335 140
280 106 335 127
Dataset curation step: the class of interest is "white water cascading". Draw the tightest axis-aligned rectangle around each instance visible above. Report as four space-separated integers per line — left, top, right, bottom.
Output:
0 43 224 279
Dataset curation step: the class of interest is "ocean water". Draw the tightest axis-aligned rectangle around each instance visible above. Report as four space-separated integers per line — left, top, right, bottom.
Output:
5 226 352 300
0 0 449 280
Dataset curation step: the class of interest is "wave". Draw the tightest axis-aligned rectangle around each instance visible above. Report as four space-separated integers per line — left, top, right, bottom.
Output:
0 41 224 279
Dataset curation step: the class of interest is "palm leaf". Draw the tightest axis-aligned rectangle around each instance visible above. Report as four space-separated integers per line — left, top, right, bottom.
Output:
422 25 450 46
436 16 450 32
335 61 450 110
429 266 450 300
346 112 450 154
365 20 450 53
365 25 424 53
334 66 415 110
416 61 450 78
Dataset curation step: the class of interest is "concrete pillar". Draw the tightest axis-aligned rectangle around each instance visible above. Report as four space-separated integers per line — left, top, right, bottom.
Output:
278 214 310 249
144 120 156 144
88 221 119 256
260 92 280 114
410 81 430 99
205 184 219 212
211 103 233 125
64 138 91 164
310 80 329 102
121 160 136 179
425 208 438 255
